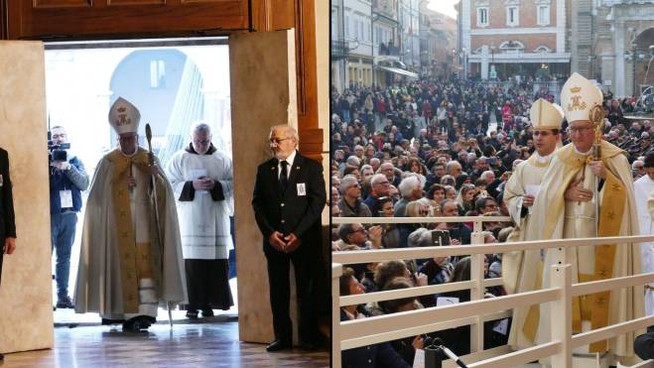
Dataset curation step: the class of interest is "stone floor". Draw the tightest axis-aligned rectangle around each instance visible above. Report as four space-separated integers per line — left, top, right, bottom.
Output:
1 311 329 368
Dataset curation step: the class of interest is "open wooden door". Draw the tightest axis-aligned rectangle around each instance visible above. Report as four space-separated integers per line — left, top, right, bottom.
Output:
0 41 53 354
229 29 298 344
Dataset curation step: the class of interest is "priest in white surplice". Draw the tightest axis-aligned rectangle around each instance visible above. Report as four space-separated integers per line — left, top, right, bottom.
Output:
502 98 563 350
74 97 187 331
635 152 654 316
166 122 234 319
531 73 643 361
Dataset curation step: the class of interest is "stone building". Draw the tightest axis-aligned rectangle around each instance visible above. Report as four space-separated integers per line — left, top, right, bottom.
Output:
593 0 654 97
459 0 570 80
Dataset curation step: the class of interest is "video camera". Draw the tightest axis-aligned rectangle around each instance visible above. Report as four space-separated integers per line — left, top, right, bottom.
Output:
48 141 70 163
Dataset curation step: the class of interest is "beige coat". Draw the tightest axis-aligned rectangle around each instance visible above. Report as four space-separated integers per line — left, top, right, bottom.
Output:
502 153 553 349
531 141 643 359
74 148 187 319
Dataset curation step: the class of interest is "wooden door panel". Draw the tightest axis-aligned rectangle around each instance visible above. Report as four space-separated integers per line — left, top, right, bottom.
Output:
33 0 91 8
180 0 233 3
249 0 321 152
106 0 166 5
6 0 248 39
269 0 294 30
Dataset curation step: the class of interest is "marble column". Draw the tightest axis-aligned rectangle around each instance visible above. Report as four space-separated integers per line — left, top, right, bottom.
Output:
614 22 627 97
229 30 298 344
0 41 54 354
480 45 489 80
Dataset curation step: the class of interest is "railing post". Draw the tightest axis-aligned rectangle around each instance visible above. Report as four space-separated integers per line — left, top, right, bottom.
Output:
333 263 343 368
470 218 485 353
550 263 572 367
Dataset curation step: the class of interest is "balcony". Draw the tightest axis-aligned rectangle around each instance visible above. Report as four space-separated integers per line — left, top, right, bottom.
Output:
379 42 400 56
331 39 349 60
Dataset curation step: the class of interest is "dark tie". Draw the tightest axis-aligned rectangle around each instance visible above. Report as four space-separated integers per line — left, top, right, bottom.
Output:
280 160 289 191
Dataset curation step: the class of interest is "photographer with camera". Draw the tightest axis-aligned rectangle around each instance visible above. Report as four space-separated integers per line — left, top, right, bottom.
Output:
49 126 89 309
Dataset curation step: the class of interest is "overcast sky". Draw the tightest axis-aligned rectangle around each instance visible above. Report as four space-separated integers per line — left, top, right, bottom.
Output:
428 0 459 19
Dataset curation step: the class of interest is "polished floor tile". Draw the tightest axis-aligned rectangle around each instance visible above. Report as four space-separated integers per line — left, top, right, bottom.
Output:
2 313 329 368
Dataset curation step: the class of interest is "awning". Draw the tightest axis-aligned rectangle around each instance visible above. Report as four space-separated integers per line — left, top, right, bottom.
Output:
378 66 418 79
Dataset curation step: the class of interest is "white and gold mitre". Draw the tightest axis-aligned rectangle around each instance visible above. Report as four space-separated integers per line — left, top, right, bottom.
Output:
560 72 603 123
108 97 141 135
529 98 564 130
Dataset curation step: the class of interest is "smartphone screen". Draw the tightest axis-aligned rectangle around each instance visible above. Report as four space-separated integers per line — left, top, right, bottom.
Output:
431 230 451 246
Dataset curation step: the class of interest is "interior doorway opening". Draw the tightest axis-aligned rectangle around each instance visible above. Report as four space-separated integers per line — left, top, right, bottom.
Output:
44 37 238 325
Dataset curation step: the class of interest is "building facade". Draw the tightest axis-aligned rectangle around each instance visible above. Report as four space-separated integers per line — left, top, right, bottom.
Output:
593 0 654 97
460 0 570 80
332 0 456 91
332 0 374 91
420 3 458 78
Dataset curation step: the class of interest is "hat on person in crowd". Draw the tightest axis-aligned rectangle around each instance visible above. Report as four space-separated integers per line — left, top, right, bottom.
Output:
560 72 603 123
108 97 141 134
644 152 654 168
529 98 564 130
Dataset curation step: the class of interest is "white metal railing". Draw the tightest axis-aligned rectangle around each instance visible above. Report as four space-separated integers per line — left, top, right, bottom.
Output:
331 215 654 368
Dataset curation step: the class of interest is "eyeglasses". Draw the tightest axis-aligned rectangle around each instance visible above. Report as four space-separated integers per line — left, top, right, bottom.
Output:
567 126 594 134
270 137 292 144
193 139 211 145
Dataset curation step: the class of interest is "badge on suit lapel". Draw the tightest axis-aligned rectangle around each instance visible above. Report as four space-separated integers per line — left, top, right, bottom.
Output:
297 183 306 196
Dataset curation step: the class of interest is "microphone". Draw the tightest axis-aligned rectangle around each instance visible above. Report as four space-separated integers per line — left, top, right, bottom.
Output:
423 336 443 368
424 336 433 347
432 337 468 368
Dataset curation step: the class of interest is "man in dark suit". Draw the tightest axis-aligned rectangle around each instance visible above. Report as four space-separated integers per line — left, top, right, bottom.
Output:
0 147 17 361
252 125 326 352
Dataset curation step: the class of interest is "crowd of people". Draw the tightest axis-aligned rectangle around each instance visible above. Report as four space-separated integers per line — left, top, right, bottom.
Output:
332 73 654 366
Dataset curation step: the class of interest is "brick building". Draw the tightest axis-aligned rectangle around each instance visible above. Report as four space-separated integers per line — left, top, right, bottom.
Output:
459 0 570 80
